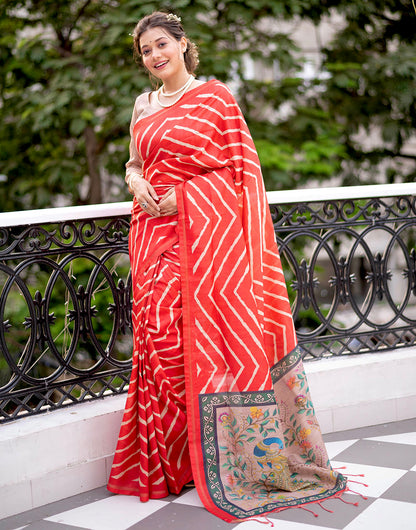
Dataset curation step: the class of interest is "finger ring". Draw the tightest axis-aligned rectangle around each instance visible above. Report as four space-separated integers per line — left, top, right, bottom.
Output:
141 202 148 209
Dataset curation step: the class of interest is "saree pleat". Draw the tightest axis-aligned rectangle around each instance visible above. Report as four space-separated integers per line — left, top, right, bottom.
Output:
108 80 347 522
108 225 192 499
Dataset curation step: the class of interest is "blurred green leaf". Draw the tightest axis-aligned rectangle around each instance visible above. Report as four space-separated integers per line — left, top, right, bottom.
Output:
0 0 415 213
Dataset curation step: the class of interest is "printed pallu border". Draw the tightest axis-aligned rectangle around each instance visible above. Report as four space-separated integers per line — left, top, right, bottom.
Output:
270 344 305 384
198 348 347 520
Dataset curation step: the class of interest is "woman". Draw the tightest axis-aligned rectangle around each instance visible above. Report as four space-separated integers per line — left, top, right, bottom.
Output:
108 11 347 523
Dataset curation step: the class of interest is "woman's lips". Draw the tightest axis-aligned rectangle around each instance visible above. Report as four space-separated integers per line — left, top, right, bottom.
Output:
154 61 168 70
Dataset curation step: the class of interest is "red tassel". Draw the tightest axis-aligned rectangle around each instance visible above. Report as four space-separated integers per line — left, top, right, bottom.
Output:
347 479 368 487
242 487 363 525
298 505 319 517
317 502 334 513
243 516 274 527
347 487 368 500
338 496 359 507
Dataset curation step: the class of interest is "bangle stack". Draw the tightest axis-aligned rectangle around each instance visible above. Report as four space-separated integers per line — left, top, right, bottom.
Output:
126 173 143 189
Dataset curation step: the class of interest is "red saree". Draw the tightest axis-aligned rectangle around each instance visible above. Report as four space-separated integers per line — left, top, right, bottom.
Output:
108 80 347 521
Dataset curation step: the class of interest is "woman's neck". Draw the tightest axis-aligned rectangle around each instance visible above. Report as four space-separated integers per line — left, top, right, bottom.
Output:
161 71 192 94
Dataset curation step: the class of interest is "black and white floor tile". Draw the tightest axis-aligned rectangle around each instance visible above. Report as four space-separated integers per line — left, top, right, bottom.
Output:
1 418 415 530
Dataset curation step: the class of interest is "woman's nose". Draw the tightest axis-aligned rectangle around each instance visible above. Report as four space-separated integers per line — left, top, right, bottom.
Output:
151 48 161 60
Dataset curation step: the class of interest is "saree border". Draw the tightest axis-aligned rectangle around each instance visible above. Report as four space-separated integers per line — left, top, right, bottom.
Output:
198 345 347 520
270 344 305 384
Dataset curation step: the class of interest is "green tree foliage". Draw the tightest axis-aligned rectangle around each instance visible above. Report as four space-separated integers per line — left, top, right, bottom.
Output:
0 0 149 210
0 0 415 212
310 0 416 186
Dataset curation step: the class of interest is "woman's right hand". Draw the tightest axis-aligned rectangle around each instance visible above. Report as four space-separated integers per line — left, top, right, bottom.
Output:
130 176 161 217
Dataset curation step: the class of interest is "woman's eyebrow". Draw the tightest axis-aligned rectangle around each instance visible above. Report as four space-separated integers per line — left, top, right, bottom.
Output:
141 37 167 49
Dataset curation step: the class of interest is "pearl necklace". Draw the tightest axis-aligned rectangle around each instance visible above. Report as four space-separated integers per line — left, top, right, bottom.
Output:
156 75 194 108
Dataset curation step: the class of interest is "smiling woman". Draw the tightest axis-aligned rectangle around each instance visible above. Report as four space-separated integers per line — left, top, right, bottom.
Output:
139 27 195 107
121 12 202 217
107 10 348 525
136 13 200 102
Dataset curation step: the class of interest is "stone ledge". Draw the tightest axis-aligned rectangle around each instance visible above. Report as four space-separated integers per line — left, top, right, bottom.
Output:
304 347 416 433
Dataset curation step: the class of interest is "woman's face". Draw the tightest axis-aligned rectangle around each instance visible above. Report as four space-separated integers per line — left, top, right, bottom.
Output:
140 27 187 81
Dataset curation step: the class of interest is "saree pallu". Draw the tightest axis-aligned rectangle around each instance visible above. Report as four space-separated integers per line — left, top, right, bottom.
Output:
108 80 347 522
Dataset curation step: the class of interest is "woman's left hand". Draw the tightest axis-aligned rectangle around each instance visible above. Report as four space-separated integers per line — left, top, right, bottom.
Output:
159 187 178 216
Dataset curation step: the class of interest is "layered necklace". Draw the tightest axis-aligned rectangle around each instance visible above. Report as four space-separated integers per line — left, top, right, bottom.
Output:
156 75 194 108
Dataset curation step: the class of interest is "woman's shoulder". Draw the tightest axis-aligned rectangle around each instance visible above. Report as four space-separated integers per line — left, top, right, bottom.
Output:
203 78 230 91
131 90 156 123
134 90 153 108
199 79 238 106
193 78 232 97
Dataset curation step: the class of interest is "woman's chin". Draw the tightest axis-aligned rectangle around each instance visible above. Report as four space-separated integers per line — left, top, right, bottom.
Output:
152 64 170 79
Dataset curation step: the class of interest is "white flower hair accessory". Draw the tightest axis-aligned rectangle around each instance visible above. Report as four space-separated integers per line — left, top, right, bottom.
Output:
166 13 181 23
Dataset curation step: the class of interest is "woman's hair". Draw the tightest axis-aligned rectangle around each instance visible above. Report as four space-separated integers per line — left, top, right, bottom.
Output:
133 12 199 74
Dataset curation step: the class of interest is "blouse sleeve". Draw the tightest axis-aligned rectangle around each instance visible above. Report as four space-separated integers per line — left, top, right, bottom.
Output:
125 96 144 193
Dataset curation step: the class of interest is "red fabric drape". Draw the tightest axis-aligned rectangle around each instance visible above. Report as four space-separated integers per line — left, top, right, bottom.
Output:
108 80 346 521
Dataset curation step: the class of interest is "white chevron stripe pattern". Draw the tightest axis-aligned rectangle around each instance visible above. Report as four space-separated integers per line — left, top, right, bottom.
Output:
108 237 192 498
109 79 297 505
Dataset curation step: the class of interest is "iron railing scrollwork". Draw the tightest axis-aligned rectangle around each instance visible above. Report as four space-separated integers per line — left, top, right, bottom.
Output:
0 216 133 422
272 195 416 359
1 191 416 422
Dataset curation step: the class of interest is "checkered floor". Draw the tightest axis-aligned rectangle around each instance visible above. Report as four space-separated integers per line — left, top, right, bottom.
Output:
2 418 416 530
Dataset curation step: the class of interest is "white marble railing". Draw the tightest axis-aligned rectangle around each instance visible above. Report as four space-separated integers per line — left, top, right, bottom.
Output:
2 182 416 227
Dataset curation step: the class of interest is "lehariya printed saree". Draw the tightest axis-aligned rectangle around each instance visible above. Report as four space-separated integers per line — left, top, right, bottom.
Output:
108 79 347 522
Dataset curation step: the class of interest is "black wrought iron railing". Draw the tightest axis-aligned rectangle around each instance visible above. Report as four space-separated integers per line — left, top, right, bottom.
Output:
1 183 416 423
0 203 133 423
272 183 416 359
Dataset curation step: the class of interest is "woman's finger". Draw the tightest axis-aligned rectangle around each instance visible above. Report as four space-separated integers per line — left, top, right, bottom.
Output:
160 187 175 201
139 195 160 216
146 182 159 202
159 191 177 215
131 179 161 216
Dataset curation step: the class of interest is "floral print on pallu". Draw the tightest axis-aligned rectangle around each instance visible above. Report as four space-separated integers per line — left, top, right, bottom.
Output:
284 374 318 455
277 354 332 470
216 401 328 509
218 404 293 503
199 389 347 519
